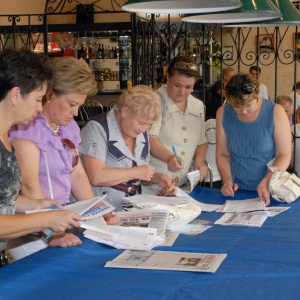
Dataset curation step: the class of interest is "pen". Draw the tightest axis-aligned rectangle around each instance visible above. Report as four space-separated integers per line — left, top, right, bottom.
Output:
172 144 181 165
232 175 235 190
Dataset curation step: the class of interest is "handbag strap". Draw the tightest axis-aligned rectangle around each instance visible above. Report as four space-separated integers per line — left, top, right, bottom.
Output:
44 152 54 199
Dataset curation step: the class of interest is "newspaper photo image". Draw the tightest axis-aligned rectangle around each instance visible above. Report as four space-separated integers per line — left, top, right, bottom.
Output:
105 250 227 273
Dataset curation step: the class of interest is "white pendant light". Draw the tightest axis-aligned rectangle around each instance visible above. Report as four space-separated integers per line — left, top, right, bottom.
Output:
181 0 282 24
122 0 242 14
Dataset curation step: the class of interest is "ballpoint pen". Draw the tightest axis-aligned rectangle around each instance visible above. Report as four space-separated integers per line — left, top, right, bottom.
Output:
172 144 181 165
232 175 235 190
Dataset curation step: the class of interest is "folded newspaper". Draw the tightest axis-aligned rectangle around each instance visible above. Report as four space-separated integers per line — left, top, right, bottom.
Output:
26 194 115 237
105 250 227 273
83 209 169 250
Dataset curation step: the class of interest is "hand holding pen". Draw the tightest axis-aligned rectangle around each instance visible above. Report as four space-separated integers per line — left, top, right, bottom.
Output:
220 174 237 197
167 144 183 172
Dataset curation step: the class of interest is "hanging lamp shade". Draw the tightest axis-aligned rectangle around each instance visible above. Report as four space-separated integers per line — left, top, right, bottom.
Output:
224 0 300 27
181 0 281 24
121 0 242 14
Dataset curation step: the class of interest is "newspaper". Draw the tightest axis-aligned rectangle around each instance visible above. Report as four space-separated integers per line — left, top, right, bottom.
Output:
84 226 164 250
64 195 115 220
114 209 169 238
217 198 265 213
83 209 169 250
105 250 227 273
176 187 221 212
26 195 115 238
170 219 212 235
265 206 290 217
214 213 268 227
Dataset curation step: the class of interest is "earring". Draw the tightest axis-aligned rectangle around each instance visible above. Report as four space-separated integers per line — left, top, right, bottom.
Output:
12 103 16 107
47 100 50 104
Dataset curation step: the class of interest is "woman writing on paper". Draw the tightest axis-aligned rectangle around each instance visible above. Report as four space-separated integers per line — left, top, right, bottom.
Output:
9 57 118 256
149 55 208 187
0 49 82 266
216 73 291 205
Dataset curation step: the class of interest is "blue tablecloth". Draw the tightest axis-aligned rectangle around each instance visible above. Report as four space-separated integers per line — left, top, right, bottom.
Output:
1 188 300 300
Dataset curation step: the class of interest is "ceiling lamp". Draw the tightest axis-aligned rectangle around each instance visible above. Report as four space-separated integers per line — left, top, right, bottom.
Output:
181 0 282 24
121 0 242 14
224 0 300 27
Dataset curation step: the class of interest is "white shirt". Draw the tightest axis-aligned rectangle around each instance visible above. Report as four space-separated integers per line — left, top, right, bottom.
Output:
259 82 269 100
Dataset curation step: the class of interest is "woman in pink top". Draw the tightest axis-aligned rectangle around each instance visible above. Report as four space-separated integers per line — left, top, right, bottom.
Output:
9 56 117 252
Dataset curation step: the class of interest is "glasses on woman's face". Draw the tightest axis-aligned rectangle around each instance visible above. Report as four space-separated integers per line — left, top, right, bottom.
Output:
61 138 79 168
173 62 197 71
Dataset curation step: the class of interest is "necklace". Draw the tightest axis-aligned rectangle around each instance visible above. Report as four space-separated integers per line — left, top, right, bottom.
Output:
47 123 60 134
40 112 60 134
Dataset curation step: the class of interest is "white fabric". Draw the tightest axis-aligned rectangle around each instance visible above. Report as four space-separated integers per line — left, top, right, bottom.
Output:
259 82 269 100
204 119 221 183
289 91 300 110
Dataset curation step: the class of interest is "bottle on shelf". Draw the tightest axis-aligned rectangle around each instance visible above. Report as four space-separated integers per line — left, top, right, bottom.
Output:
97 43 102 59
110 46 115 59
101 44 105 58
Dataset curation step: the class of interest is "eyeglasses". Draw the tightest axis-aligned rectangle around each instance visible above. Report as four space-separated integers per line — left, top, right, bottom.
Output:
173 62 197 71
61 138 79 168
227 85 254 96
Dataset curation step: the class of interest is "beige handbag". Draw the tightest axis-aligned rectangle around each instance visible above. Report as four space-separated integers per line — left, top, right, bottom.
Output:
268 166 300 203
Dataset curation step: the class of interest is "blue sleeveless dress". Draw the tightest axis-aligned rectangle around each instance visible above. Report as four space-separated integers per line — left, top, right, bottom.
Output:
223 100 275 190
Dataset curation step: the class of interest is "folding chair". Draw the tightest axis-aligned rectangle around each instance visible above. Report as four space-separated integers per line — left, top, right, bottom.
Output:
79 99 104 127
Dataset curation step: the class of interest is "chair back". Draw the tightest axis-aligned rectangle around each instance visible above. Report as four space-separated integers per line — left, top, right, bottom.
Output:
79 99 104 127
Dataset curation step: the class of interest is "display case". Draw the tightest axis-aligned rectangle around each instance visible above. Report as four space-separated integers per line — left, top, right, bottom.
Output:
72 32 131 92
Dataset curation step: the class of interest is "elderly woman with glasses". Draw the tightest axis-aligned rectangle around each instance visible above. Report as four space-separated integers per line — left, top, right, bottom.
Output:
9 56 117 255
148 55 208 188
79 85 176 211
216 73 291 205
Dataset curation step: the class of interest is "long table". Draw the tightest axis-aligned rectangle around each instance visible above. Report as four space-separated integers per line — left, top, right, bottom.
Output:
1 188 300 300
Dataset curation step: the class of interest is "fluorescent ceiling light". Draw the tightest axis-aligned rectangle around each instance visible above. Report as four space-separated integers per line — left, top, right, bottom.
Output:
122 0 242 14
181 0 282 24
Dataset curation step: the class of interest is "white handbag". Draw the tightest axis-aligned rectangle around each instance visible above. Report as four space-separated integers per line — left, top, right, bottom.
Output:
268 166 300 203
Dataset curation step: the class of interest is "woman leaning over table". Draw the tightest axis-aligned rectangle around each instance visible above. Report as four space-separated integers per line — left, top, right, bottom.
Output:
79 85 176 211
216 73 291 205
0 49 81 266
149 55 208 188
9 56 117 254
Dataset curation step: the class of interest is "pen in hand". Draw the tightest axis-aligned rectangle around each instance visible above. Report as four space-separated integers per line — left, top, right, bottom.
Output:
232 175 235 191
172 144 181 166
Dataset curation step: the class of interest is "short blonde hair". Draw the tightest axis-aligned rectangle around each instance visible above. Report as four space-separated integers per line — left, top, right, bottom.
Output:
117 85 161 121
48 56 98 97
226 73 259 107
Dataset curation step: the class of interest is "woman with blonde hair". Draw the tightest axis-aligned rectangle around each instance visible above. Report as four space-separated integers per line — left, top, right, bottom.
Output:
9 56 117 255
80 85 176 211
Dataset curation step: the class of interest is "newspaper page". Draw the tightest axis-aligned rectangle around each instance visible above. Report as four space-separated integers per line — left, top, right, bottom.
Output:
84 226 164 250
176 187 221 212
80 216 113 236
170 219 212 235
214 213 268 227
105 250 227 273
187 170 200 192
114 209 169 237
266 206 290 217
217 198 265 213
125 194 190 207
64 196 115 220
